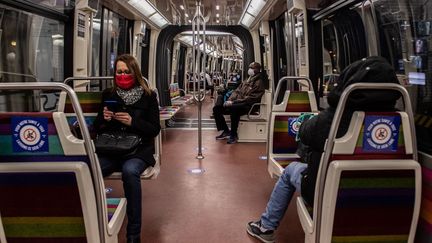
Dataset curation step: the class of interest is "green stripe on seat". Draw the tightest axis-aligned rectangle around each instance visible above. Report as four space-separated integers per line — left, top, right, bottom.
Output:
332 234 408 243
274 121 289 132
107 198 121 205
0 135 64 155
66 92 102 104
287 92 310 104
3 217 85 237
339 178 415 189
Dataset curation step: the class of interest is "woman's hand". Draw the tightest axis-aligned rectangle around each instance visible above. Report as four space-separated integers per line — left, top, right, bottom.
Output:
114 112 132 126
103 107 114 121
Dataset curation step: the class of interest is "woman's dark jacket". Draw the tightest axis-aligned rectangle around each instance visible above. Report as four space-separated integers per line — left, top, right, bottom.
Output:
297 56 401 205
94 88 161 166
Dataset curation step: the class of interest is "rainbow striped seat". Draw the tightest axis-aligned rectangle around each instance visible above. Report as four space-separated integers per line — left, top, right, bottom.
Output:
0 171 88 242
272 90 318 113
267 90 318 178
0 112 127 243
267 114 301 178
63 91 102 114
296 111 421 243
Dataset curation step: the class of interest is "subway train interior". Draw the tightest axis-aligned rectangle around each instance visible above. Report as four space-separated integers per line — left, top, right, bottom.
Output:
0 0 431 242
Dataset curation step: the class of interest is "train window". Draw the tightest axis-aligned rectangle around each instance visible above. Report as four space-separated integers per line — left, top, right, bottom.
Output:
373 0 432 153
23 0 75 14
0 3 65 111
374 1 406 74
0 4 64 82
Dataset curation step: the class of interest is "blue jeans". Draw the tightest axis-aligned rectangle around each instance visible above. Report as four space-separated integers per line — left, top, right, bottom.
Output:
99 156 148 237
261 162 307 230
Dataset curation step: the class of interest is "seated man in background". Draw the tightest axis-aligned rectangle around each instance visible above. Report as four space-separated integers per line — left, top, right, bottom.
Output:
213 62 266 144
246 56 401 243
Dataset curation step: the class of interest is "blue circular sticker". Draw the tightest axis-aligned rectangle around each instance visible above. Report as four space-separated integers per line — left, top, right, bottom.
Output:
364 116 400 152
12 117 49 152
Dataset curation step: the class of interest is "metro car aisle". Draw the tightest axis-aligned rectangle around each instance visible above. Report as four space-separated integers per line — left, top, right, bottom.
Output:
104 96 304 242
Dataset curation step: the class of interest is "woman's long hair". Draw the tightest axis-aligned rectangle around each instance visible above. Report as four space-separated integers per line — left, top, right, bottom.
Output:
113 54 152 95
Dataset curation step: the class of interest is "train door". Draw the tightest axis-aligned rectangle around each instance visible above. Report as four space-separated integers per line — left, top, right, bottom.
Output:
315 2 368 103
322 8 367 73
177 45 187 93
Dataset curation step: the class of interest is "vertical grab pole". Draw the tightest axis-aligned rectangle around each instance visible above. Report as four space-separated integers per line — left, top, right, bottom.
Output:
192 1 206 159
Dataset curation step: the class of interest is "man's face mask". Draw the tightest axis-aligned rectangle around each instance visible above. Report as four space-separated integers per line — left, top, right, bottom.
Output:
248 68 255 76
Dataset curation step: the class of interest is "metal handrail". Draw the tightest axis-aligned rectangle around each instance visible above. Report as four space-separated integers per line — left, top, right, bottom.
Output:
313 83 417 242
191 0 206 160
273 76 314 106
64 76 113 90
0 82 107 243
247 102 266 120
0 71 38 81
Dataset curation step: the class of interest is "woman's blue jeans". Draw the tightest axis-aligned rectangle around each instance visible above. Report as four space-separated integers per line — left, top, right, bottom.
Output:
261 162 308 230
99 156 148 237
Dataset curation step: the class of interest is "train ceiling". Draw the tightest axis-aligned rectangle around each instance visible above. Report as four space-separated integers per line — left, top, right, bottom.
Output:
153 0 247 25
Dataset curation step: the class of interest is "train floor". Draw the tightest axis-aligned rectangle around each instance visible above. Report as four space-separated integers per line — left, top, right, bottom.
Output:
104 95 304 243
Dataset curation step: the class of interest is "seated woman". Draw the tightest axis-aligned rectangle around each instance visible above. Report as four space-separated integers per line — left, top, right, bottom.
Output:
246 56 401 243
94 54 160 243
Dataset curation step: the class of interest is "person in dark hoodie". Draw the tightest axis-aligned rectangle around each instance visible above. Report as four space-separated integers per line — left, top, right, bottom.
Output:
246 56 401 243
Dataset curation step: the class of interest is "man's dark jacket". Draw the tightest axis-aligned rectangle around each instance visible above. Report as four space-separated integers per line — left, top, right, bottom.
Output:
228 72 266 106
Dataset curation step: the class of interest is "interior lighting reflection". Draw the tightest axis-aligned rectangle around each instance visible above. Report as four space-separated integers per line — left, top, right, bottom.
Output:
188 168 205 174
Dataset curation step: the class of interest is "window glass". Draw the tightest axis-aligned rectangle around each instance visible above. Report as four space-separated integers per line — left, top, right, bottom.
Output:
0 3 64 111
101 7 129 77
374 0 432 153
24 0 75 14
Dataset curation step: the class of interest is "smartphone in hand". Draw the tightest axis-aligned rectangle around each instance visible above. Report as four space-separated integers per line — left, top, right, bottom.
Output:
104 100 118 112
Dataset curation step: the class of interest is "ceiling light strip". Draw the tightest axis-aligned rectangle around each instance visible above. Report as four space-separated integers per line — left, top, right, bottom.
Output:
128 0 171 28
238 0 266 28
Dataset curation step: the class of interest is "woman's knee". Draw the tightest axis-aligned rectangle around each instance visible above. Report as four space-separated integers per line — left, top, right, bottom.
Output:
122 159 146 179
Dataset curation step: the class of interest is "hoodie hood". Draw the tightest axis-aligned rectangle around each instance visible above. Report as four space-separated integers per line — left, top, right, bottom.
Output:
327 56 401 110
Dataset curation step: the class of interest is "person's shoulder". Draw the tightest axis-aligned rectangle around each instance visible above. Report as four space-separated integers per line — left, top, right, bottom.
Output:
141 89 158 102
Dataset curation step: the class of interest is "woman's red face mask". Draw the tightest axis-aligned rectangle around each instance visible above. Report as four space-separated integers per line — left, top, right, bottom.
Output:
115 74 135 90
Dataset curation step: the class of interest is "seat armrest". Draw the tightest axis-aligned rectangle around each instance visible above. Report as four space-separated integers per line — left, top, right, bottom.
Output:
296 197 314 234
107 198 127 236
247 103 266 120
